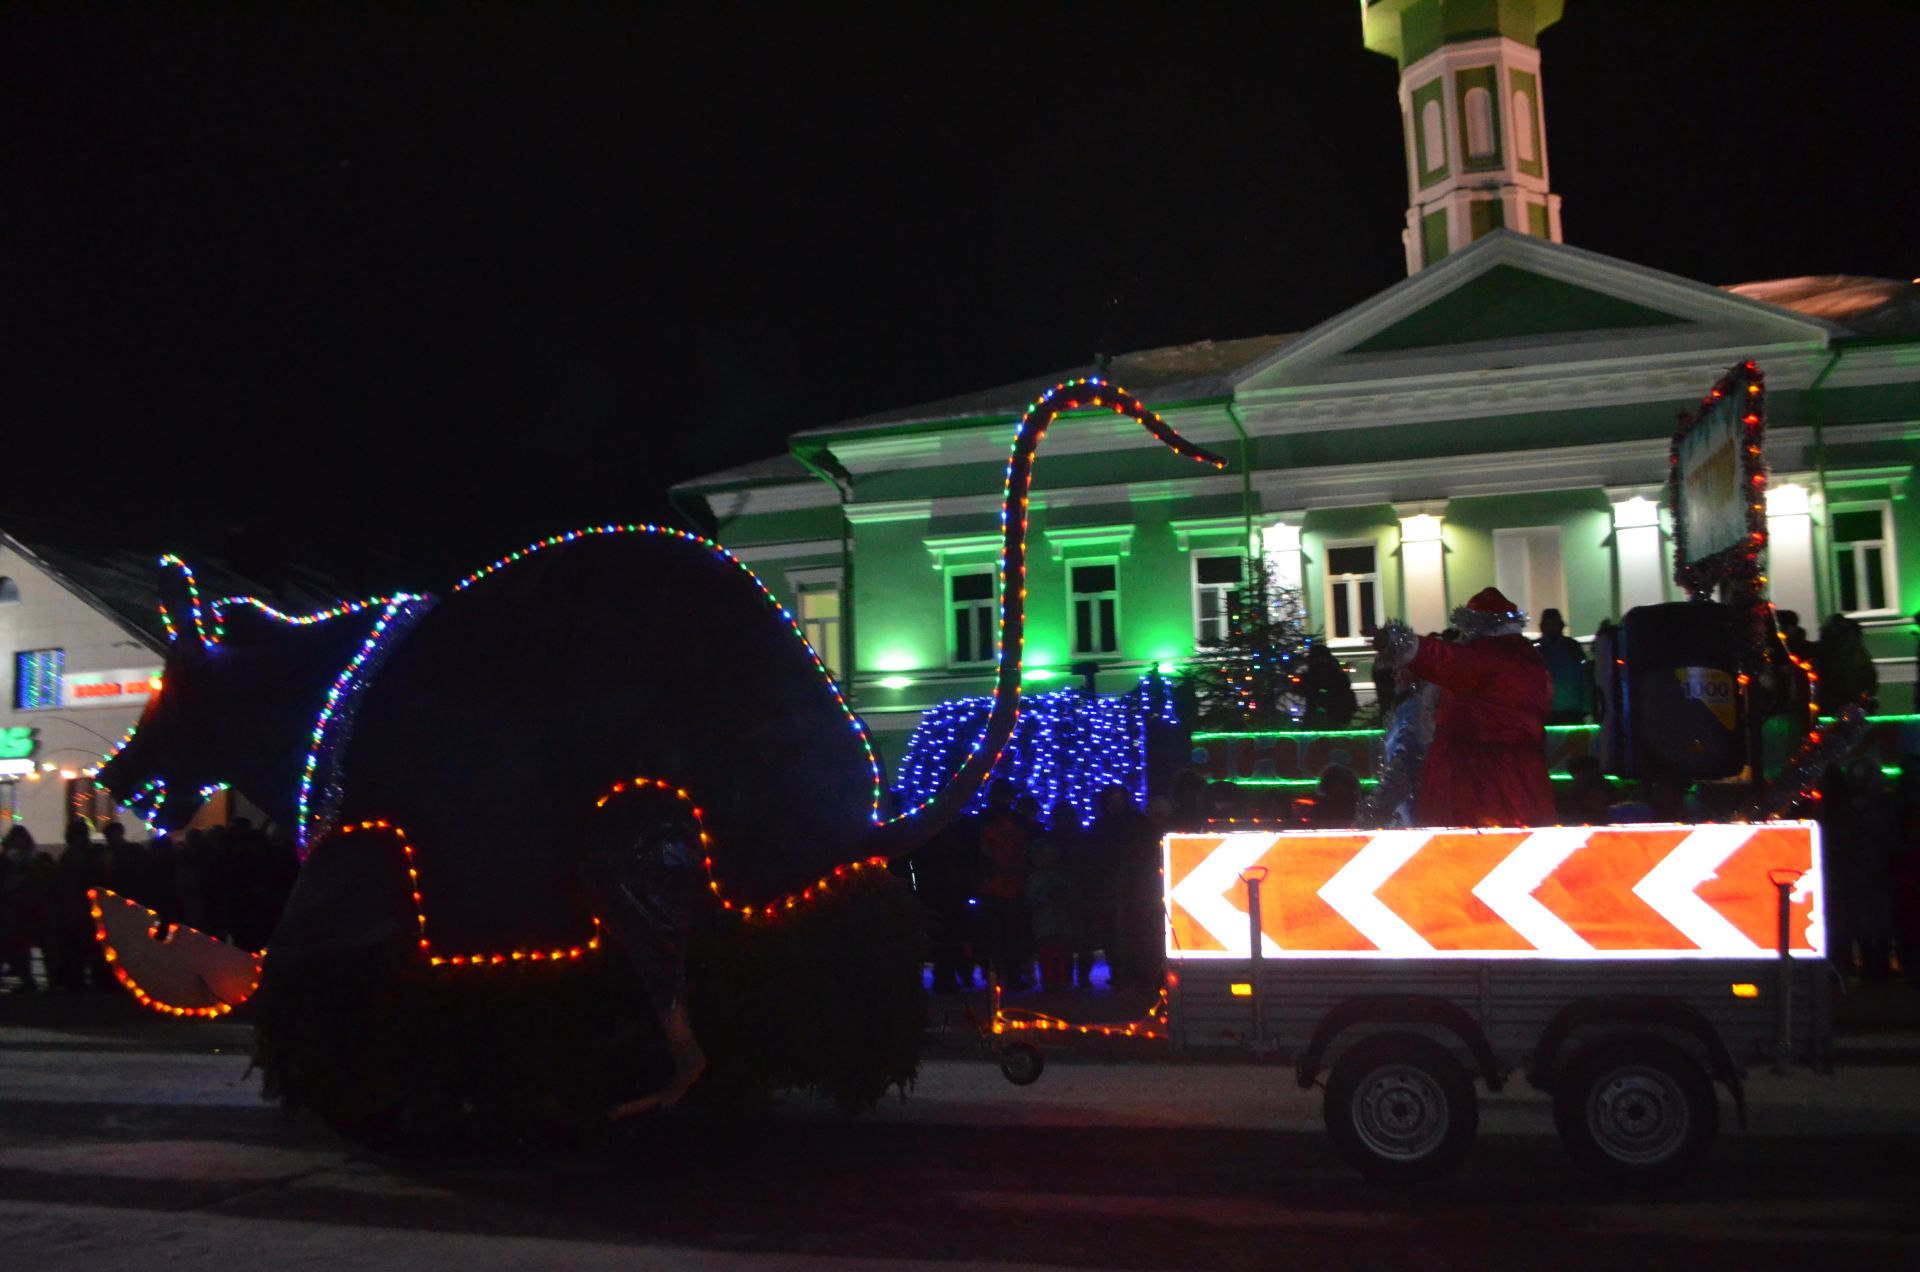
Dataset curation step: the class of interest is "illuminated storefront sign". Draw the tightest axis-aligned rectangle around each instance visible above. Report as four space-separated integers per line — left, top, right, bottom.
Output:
60 668 163 710
0 726 38 778
1164 824 1822 960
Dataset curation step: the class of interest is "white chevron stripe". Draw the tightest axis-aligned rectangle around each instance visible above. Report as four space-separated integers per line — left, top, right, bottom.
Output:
1165 833 1282 957
1632 824 1767 955
1796 824 1827 956
1317 829 1435 955
1470 825 1595 956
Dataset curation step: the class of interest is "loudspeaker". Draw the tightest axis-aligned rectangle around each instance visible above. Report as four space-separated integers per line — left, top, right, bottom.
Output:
1599 601 1745 780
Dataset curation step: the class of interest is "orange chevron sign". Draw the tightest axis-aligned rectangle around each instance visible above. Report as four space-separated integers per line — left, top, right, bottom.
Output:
1163 823 1822 960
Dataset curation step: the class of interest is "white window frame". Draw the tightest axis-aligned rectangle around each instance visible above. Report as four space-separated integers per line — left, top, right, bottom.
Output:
1322 539 1381 645
946 564 999 667
1831 500 1899 616
797 586 843 677
784 565 846 678
1191 550 1245 646
1068 557 1122 657
1492 525 1570 635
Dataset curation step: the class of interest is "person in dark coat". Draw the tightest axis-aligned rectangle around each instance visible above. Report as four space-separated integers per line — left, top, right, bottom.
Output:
1375 587 1555 828
1299 644 1359 729
1817 613 1878 712
1091 784 1162 989
1 826 57 993
1027 800 1078 992
975 784 1034 989
54 819 114 991
1535 608 1593 724
914 817 978 994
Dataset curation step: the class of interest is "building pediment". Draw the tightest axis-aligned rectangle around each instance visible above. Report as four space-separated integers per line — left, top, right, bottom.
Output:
1235 231 1836 393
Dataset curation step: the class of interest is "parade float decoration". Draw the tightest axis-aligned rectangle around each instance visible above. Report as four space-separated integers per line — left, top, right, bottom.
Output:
890 671 1180 827
93 378 1225 1145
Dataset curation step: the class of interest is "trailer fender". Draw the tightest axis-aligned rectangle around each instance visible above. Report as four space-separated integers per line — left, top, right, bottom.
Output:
1529 995 1746 1130
1294 996 1504 1092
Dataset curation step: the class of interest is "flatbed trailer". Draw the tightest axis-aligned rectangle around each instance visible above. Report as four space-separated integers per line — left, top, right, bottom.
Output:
994 821 1828 1187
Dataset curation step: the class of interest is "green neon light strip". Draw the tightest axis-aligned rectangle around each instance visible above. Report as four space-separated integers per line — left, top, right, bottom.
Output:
1200 716 1920 746
1194 723 1601 742
1192 728 1382 741
1226 773 1577 788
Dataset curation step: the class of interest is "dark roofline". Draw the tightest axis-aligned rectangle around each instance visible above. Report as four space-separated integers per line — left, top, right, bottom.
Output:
0 530 167 655
789 388 1236 447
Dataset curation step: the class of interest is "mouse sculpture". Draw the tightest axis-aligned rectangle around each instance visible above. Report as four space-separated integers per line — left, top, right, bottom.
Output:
97 379 1224 1145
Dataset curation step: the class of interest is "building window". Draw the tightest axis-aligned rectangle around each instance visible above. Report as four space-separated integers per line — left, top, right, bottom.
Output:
0 780 20 825
1512 88 1537 163
949 567 997 665
1493 526 1568 631
68 775 108 829
1323 543 1380 642
1070 561 1120 656
13 649 64 711
0 577 20 604
1464 86 1495 159
1833 504 1896 614
1421 98 1446 173
1192 552 1244 646
798 585 843 677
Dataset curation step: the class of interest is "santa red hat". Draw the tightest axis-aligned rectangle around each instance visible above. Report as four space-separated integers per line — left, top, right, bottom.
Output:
1450 586 1528 638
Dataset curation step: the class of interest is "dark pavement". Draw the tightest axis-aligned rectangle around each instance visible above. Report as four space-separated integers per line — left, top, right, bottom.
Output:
2 990 1917 1270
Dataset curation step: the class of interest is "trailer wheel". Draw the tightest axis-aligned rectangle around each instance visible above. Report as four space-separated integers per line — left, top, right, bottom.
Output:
1553 1035 1717 1188
1323 1033 1477 1183
999 1042 1045 1086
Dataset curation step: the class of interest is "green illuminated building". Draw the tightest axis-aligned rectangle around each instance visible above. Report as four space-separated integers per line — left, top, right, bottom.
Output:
673 2 1920 769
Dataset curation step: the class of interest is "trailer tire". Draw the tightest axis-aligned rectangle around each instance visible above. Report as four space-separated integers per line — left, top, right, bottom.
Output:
1323 1032 1477 1184
999 1042 1045 1086
1553 1035 1717 1189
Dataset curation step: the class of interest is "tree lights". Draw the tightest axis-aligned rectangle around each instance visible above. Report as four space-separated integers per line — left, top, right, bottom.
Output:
891 672 1178 826
888 378 1225 825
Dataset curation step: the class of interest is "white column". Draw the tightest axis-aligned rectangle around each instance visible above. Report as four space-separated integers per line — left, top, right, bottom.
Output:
1765 482 1818 623
1613 496 1666 614
1398 512 1448 633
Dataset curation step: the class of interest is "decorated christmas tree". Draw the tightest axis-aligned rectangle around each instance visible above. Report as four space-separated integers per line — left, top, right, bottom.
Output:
1182 555 1317 729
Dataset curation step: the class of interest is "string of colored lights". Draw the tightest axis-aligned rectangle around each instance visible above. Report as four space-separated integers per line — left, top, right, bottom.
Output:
442 523 885 825
156 554 212 646
891 672 1180 827
84 887 262 1018
889 378 1226 825
334 819 603 967
594 774 890 922
294 597 435 851
123 777 167 824
991 983 1168 1042
204 592 425 642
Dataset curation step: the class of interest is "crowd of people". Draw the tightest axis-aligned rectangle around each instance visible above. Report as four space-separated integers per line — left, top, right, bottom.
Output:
914 782 1172 995
0 816 296 996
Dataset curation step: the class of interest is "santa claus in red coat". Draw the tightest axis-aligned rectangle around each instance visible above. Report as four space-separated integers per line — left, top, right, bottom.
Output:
1373 587 1556 828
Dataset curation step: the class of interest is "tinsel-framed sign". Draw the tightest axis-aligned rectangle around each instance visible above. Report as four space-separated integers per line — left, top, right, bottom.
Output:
1669 360 1767 601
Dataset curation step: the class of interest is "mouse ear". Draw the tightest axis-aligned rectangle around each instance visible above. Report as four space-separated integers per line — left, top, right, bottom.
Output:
156 555 209 649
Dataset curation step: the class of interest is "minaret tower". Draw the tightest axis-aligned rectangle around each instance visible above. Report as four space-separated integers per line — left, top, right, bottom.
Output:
1362 0 1565 274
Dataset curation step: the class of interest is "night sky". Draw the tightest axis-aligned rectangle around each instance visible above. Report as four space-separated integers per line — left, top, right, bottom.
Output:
4 1 1915 594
